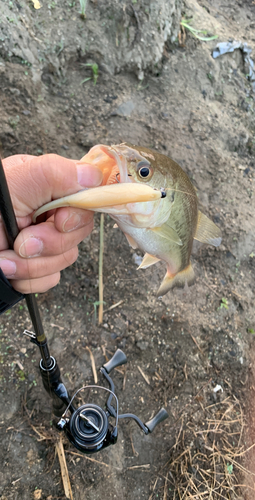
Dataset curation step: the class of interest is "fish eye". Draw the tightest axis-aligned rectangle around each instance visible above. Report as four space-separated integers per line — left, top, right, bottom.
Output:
137 161 152 179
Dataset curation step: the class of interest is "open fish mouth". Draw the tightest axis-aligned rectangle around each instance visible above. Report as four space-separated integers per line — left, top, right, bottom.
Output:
80 144 132 185
100 144 131 184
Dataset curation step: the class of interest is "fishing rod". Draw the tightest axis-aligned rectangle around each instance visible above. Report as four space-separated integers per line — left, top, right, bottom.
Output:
0 156 168 454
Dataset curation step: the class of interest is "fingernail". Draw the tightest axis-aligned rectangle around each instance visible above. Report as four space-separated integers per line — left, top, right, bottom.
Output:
63 213 81 232
0 259 17 277
76 163 103 187
19 237 43 258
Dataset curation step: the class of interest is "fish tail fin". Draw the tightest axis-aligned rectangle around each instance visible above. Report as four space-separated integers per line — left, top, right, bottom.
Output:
157 262 195 296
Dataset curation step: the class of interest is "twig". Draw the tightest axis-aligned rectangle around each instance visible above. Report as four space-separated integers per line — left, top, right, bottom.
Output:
123 366 127 391
56 437 73 500
138 365 150 385
11 477 22 485
127 464 150 470
65 450 121 470
104 300 124 312
202 279 221 297
163 477 168 500
149 478 158 500
86 346 98 383
30 424 49 441
98 214 104 324
50 323 64 331
189 332 204 355
130 433 139 457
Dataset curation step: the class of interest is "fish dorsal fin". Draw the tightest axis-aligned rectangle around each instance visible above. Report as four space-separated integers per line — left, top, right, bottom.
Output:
138 253 160 269
195 211 222 247
150 224 182 246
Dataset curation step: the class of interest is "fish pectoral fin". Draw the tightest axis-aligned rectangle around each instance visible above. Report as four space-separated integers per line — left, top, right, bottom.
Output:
194 211 222 247
138 253 161 269
157 262 195 296
124 232 138 249
150 224 182 246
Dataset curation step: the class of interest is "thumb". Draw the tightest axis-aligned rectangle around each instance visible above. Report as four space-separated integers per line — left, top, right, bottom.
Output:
3 153 103 217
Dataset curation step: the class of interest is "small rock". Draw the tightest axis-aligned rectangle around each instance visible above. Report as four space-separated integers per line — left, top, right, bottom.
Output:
13 432 22 442
135 332 143 342
10 87 20 96
111 100 135 117
132 253 143 266
137 340 149 351
213 384 223 393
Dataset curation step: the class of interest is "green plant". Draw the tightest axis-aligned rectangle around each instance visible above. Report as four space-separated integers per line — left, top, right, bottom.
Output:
80 63 99 85
219 297 228 310
17 370 26 381
180 19 218 42
226 463 233 474
79 0 87 19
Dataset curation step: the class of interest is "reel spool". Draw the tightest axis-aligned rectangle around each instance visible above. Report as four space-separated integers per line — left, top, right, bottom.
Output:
66 403 116 453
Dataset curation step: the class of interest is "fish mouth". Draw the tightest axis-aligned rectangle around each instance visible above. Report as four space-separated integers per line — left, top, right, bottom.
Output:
80 144 131 185
100 144 132 184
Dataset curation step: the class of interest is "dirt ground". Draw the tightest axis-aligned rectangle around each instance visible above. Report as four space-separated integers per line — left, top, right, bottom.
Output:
0 0 255 499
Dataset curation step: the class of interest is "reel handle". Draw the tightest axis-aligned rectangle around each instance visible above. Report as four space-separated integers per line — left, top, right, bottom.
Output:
145 408 169 433
103 349 127 374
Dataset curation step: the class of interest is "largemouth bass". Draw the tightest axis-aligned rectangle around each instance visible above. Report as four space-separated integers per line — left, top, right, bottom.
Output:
33 144 221 296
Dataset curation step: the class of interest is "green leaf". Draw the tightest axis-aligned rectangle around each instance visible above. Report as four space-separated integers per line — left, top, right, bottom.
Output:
180 20 218 42
17 370 26 381
226 463 233 474
80 77 91 85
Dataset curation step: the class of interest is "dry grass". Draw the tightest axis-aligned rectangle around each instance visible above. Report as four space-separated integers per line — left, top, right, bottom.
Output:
151 396 253 499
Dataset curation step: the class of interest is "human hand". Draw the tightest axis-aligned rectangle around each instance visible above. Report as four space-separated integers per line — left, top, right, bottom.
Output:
0 154 103 294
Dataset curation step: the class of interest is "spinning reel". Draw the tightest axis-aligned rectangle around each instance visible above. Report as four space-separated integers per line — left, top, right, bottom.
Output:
39 347 169 454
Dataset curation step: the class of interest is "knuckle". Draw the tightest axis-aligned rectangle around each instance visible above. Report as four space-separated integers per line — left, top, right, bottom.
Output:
50 272 61 289
44 153 60 163
70 247 79 264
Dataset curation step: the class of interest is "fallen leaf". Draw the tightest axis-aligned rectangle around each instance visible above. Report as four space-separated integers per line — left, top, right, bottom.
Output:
31 0 42 9
34 490 42 500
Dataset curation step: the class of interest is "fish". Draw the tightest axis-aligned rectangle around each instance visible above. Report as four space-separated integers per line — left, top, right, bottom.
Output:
33 143 222 296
